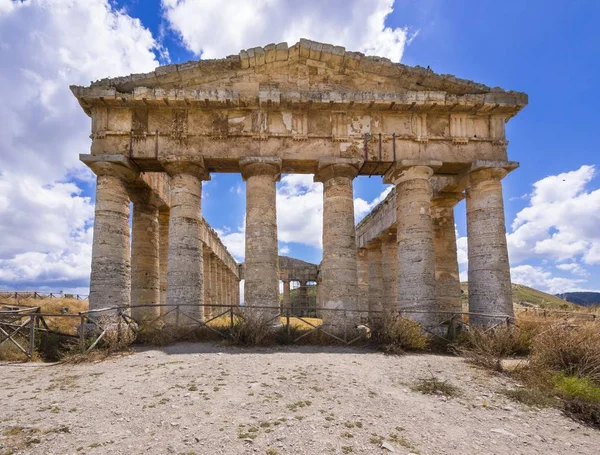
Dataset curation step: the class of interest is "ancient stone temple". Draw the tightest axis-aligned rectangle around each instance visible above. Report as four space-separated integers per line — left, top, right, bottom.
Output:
72 39 527 326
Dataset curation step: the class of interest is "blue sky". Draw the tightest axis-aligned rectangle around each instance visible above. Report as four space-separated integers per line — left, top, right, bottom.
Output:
0 0 599 295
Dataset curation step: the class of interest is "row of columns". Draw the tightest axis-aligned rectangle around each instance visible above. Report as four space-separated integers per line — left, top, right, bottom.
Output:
89 155 512 328
281 280 313 315
240 157 512 326
87 157 240 325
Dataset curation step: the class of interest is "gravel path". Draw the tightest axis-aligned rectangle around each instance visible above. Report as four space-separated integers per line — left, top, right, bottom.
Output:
1 343 598 454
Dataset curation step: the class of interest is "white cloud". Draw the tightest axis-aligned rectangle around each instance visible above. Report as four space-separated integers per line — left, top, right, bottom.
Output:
555 262 589 277
214 174 390 262
161 0 412 61
507 165 600 265
510 265 587 295
0 0 161 291
277 174 324 249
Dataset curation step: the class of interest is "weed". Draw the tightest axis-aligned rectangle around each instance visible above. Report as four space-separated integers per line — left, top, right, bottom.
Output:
411 376 459 397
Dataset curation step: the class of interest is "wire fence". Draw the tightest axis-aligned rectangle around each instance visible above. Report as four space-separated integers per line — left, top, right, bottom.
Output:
1 300 598 362
0 291 89 301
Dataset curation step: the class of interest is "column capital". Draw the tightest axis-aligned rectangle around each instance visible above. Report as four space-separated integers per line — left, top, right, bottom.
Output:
383 159 442 185
240 156 282 181
314 157 363 183
160 155 210 180
431 191 465 208
80 154 139 182
467 160 519 183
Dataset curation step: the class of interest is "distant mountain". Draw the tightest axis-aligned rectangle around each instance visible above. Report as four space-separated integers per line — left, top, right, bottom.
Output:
461 283 580 311
556 292 600 307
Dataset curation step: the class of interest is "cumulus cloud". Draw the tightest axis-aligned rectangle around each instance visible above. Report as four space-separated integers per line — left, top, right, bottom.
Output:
161 0 412 61
510 265 587 295
507 165 600 265
0 0 160 291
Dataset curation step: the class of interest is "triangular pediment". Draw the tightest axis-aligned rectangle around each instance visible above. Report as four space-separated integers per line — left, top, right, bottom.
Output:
84 39 523 98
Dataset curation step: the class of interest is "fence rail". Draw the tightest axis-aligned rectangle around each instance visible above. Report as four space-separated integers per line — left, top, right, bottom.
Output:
1 301 598 362
0 291 89 301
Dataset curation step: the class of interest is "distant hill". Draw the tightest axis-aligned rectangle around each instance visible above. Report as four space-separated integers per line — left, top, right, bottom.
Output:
461 282 580 311
556 292 600 307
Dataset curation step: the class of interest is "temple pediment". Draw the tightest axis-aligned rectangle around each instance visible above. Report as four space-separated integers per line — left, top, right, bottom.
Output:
71 39 526 118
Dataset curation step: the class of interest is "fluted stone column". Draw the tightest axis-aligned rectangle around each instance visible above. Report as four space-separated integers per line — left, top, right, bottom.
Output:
314 158 362 325
384 161 441 326
86 158 138 313
159 210 169 313
161 157 208 325
203 247 211 317
210 254 218 316
234 279 240 306
298 280 308 316
432 193 463 319
381 231 399 312
467 166 514 324
282 280 291 313
367 242 383 316
130 189 160 322
357 248 369 317
216 261 223 306
240 157 282 321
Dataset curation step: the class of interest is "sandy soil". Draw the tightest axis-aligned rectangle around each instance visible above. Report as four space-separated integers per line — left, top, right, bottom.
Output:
1 344 598 455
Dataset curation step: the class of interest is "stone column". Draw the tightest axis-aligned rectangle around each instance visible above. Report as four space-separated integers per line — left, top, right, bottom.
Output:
381 230 399 313
85 157 138 313
297 280 308 316
384 161 441 327
161 157 209 325
432 193 464 318
215 261 223 306
130 188 160 323
314 158 362 325
227 270 233 305
357 248 369 318
209 254 218 316
234 278 240 306
466 166 514 324
159 210 169 313
366 242 383 317
203 246 212 318
282 280 291 313
240 157 282 321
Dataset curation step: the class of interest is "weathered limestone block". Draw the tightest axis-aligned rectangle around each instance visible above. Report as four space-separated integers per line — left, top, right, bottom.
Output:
159 210 169 311
314 158 362 325
161 157 208 325
241 157 282 322
381 231 399 312
130 188 161 323
384 162 441 327
87 159 138 313
466 167 514 324
432 193 464 319
367 242 383 316
356 248 369 316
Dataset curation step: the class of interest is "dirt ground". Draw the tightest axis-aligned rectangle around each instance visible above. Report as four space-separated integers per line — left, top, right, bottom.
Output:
1 344 598 455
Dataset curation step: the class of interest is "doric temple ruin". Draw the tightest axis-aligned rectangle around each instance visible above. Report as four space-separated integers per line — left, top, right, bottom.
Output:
72 39 527 326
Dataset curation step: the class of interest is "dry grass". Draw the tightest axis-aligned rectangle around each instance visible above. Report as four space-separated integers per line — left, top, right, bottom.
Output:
371 313 429 355
529 322 600 384
411 376 460 397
